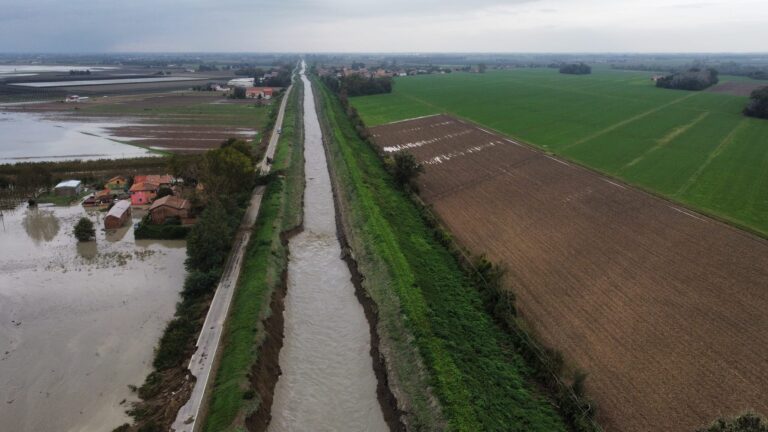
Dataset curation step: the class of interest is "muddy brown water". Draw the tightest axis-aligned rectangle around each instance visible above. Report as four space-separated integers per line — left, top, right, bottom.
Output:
0 203 186 432
267 68 387 431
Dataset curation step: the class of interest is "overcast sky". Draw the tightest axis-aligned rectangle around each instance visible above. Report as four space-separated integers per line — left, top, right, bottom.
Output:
1 0 766 53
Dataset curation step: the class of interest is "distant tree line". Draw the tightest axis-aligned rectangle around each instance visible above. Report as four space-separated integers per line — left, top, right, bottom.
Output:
744 86 768 120
321 74 393 97
656 68 719 91
559 63 592 75
68 69 91 75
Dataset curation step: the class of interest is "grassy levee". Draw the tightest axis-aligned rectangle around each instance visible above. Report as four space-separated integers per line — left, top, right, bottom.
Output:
202 80 304 432
351 68 768 238
314 77 568 431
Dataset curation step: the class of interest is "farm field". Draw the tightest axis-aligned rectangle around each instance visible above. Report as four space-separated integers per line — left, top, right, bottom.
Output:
351 68 768 237
316 80 568 431
3 93 268 154
369 114 768 432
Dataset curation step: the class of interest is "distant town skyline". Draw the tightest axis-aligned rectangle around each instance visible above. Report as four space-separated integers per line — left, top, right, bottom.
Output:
1 0 766 53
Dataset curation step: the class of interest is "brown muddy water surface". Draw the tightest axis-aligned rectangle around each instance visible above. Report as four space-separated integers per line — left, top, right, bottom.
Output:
0 203 186 432
267 70 387 431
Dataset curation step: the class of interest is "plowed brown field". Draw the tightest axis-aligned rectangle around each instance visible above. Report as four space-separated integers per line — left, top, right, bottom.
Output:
370 114 768 432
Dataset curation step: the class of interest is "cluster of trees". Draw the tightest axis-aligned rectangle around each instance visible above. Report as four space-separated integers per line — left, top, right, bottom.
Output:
559 63 592 75
656 68 719 90
744 86 768 119
322 74 394 97
68 69 91 75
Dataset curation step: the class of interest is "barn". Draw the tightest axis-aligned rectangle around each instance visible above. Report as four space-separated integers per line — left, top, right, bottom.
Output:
104 200 132 229
54 180 82 197
149 195 190 224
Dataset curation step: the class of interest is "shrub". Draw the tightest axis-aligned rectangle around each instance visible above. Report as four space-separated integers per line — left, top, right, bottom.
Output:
73 217 95 242
744 86 768 120
182 270 220 300
697 412 768 432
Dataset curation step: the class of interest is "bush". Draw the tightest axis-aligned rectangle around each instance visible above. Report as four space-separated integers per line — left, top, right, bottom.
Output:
156 187 173 199
697 412 768 432
73 217 95 241
656 68 719 90
388 152 424 188
559 63 591 75
744 86 768 119
182 270 220 300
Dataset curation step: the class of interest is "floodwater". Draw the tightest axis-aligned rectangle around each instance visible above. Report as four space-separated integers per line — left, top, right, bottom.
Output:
0 111 155 164
268 67 387 431
0 203 186 432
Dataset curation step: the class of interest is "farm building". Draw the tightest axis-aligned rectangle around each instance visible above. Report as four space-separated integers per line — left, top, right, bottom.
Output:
106 176 128 191
104 200 132 229
134 174 173 187
149 195 191 224
129 182 159 205
54 180 82 197
245 87 275 99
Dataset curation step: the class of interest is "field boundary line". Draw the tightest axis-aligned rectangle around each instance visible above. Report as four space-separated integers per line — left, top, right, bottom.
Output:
618 111 710 172
675 119 749 197
561 91 699 151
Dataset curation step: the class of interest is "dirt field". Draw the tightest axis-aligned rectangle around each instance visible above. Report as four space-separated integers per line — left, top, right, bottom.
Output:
370 114 768 432
707 81 767 96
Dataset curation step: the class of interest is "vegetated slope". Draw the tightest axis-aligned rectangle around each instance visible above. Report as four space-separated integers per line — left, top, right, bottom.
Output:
314 79 568 431
351 68 768 237
370 114 768 432
203 81 304 431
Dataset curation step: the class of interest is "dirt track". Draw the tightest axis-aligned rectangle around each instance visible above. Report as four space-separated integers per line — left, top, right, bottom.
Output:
370 114 768 432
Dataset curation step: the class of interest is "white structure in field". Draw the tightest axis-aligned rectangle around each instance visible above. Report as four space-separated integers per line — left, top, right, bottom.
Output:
227 77 255 88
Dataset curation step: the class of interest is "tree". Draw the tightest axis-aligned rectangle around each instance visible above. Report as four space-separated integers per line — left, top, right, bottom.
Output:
185 199 235 272
478 63 487 73
220 138 255 163
559 63 592 75
391 152 424 187
156 187 173 199
697 412 768 432
73 217 95 242
744 86 768 120
656 68 719 90
200 147 255 198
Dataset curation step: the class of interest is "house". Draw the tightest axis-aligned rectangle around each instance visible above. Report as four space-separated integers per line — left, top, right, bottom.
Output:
54 180 82 197
244 87 275 100
129 182 159 205
106 176 128 191
104 200 132 229
134 174 173 188
149 195 191 224
83 188 126 207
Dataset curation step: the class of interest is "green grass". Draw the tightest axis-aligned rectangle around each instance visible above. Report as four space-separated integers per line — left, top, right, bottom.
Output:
316 78 567 431
36 189 89 205
202 81 303 432
82 97 270 128
351 68 768 237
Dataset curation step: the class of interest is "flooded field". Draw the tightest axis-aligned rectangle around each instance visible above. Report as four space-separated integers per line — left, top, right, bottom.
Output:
0 202 186 432
0 111 155 163
268 70 387 431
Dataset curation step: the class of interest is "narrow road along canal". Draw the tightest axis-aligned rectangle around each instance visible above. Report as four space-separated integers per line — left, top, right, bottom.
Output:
267 64 388 431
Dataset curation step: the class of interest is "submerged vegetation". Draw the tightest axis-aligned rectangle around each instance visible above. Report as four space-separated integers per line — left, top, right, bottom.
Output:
315 76 582 431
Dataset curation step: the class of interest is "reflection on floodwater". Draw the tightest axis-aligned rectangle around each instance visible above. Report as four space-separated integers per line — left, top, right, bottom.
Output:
22 208 60 243
0 202 187 432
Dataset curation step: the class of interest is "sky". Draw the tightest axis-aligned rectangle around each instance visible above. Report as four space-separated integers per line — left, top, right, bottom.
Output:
1 0 766 53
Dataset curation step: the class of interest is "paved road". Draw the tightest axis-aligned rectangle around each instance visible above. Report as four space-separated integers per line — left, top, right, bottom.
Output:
171 80 293 432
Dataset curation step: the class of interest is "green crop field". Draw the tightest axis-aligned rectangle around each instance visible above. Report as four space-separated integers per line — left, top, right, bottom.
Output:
351 68 768 237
